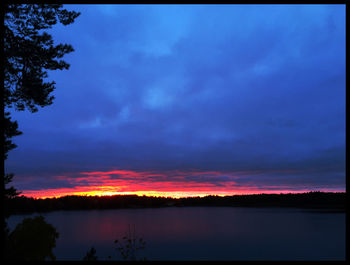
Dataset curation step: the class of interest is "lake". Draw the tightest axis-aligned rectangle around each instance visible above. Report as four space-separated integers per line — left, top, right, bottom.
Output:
6 207 345 261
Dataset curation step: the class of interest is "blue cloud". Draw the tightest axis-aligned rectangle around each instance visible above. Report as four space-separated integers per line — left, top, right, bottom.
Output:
6 4 345 193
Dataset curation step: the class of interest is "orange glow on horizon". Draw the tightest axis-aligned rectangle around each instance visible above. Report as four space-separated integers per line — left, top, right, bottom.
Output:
18 188 344 199
14 168 345 199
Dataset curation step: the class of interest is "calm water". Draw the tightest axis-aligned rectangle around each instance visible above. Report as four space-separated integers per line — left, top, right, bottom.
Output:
7 207 345 261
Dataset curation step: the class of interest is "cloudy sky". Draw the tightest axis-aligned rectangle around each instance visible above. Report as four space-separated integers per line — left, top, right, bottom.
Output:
6 4 346 198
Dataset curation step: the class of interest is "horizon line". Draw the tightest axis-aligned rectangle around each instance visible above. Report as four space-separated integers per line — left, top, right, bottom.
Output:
15 190 346 200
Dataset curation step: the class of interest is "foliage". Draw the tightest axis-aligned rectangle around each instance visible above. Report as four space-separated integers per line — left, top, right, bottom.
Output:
3 112 22 204
4 173 21 199
3 3 80 158
4 4 80 112
3 6 80 262
115 225 146 261
3 112 22 160
5 192 346 215
83 247 98 261
3 3 80 203
4 174 21 218
5 215 59 261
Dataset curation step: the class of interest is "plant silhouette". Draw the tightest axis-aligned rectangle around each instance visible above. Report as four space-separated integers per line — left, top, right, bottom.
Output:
83 247 98 261
3 5 80 259
5 215 59 261
3 3 80 207
114 224 146 261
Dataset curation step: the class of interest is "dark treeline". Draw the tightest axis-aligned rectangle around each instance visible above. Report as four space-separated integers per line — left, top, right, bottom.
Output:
6 191 346 215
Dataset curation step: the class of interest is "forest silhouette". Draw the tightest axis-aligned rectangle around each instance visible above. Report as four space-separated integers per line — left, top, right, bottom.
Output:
6 191 345 215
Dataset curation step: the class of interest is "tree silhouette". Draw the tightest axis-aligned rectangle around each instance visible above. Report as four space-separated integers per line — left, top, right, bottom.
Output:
5 216 59 261
4 113 22 208
3 4 80 259
3 3 80 201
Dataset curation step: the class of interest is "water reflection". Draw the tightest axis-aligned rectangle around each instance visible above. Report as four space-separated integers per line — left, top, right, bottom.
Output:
7 207 345 260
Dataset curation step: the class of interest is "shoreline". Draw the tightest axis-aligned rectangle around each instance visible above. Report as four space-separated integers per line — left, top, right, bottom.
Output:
5 192 346 215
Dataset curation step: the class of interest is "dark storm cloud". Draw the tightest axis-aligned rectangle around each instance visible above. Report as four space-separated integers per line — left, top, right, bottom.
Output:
6 4 345 193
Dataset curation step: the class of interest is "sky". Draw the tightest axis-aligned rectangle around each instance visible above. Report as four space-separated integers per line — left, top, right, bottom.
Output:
5 4 346 198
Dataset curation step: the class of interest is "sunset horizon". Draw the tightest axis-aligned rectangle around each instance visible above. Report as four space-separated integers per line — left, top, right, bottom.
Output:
4 4 345 261
20 189 346 200
14 167 345 199
5 5 345 201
